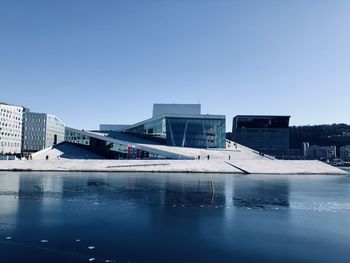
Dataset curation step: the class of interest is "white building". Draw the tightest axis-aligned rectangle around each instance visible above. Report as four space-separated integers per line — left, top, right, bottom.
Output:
22 110 65 153
0 103 24 154
302 142 310 159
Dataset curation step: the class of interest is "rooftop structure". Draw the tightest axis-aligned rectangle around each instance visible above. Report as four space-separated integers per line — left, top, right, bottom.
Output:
152 103 201 117
99 124 130 132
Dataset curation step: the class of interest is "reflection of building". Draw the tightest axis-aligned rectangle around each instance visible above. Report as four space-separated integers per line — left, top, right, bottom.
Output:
66 104 226 159
340 145 350 162
306 145 336 160
233 177 290 209
22 109 65 153
232 115 290 157
0 103 24 154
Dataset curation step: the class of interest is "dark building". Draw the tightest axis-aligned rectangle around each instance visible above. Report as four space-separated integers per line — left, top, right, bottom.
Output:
232 115 290 157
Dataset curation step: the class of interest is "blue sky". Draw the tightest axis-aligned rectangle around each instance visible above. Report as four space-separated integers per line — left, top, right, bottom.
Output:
1 0 349 130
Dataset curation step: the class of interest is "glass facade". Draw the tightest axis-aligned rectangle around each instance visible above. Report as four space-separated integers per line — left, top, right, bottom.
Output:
126 116 226 149
127 118 166 140
22 112 65 153
232 115 290 156
166 117 225 148
65 128 168 159
235 116 290 129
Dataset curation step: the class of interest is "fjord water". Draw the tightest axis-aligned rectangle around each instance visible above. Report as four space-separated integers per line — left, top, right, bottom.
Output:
0 172 349 263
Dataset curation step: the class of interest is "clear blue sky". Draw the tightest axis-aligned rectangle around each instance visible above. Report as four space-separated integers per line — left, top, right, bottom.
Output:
1 0 349 130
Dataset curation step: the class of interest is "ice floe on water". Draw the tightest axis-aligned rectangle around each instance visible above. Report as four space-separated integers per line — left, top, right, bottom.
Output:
290 201 350 212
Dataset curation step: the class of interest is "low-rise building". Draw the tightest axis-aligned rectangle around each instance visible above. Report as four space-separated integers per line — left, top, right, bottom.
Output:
306 145 336 160
340 145 350 162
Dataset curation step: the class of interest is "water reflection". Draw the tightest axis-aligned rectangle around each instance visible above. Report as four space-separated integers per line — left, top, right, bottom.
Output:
232 176 290 209
0 172 349 263
0 173 291 210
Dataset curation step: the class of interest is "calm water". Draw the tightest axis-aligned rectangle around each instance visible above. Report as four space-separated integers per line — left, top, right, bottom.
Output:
0 172 350 263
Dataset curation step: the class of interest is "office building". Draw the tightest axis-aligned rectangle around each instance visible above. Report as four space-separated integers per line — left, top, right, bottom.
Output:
232 115 290 156
306 145 337 160
22 110 65 153
0 103 24 155
302 142 310 158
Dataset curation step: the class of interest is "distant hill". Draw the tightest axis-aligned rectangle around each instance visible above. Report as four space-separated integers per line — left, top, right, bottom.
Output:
226 124 350 155
289 124 350 153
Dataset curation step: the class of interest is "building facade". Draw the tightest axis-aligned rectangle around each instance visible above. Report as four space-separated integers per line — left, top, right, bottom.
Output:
232 115 290 157
126 115 226 148
302 142 310 159
340 145 350 162
65 127 189 159
0 103 23 154
306 145 337 160
65 103 226 160
45 114 65 147
22 110 65 153
124 104 226 149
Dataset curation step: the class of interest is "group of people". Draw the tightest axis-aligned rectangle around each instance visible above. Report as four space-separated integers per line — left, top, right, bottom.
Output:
197 155 211 160
197 155 232 160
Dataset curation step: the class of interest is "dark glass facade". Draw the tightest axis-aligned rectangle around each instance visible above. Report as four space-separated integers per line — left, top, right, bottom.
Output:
126 116 226 149
232 116 290 156
235 116 290 129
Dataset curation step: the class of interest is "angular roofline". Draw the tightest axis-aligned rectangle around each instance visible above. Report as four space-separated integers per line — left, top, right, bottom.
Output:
65 127 193 159
123 113 226 132
47 113 66 126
